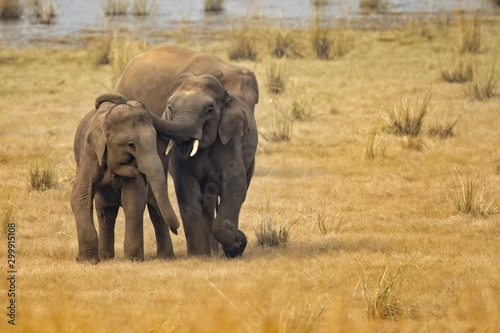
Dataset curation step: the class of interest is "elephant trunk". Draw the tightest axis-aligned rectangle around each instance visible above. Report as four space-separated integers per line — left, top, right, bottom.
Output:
138 154 179 233
150 112 201 142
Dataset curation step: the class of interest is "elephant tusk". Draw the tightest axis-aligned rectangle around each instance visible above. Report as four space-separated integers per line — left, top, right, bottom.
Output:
190 139 199 157
165 140 175 156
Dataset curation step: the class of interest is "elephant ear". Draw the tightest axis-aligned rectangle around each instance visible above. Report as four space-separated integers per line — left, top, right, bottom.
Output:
87 115 107 166
218 92 250 145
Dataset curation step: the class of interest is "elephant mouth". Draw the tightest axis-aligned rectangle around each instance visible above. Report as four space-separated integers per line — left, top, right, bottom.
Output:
172 139 200 159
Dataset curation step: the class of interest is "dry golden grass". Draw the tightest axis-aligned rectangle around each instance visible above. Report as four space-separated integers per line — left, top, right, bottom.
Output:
1 16 500 332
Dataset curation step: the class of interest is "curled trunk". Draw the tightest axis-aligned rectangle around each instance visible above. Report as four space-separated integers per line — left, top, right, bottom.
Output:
150 112 201 142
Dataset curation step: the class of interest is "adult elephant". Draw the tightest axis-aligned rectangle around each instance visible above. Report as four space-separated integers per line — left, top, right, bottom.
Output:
114 46 259 257
71 92 198 263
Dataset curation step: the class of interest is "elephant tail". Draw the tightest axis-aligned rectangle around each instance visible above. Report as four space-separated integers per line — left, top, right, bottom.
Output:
95 92 130 109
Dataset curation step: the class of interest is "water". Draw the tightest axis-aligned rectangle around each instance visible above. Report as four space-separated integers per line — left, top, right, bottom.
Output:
0 0 497 48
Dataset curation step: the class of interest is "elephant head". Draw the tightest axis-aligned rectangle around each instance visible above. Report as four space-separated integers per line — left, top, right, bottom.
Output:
89 93 197 233
164 73 251 158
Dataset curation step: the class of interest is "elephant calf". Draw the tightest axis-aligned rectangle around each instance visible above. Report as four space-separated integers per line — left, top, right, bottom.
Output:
71 93 197 263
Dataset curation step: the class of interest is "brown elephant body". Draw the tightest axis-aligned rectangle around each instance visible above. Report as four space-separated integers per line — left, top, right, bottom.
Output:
114 46 259 115
114 47 259 257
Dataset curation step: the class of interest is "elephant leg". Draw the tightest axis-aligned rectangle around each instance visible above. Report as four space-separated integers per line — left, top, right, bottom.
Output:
212 160 248 258
202 194 219 254
70 166 99 263
147 189 175 259
171 161 210 256
246 159 255 188
121 178 148 261
95 188 120 260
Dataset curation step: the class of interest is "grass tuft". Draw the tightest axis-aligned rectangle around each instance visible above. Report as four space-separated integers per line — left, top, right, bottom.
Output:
289 88 312 121
428 116 459 140
255 213 299 247
439 54 474 83
28 0 57 24
466 53 496 101
386 90 432 137
360 0 388 14
261 99 294 142
311 0 328 6
270 29 303 59
316 211 343 235
449 169 498 217
357 261 417 320
457 9 482 54
309 9 352 61
266 59 287 94
204 0 223 13
404 135 425 151
29 137 58 191
310 22 333 60
255 216 288 247
132 0 155 16
88 35 113 67
0 0 23 20
1 198 15 237
254 201 301 247
103 0 129 16
228 32 257 61
366 128 387 159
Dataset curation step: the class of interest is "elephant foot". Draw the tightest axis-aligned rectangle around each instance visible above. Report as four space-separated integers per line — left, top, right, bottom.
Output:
76 248 100 264
157 250 175 260
99 253 115 261
124 251 144 262
223 230 247 258
76 256 99 265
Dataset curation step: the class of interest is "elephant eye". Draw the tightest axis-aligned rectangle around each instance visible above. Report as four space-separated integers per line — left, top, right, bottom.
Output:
127 142 135 150
206 106 214 115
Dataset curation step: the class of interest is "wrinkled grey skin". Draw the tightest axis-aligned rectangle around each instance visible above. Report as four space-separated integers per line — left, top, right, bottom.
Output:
71 93 197 263
114 46 259 257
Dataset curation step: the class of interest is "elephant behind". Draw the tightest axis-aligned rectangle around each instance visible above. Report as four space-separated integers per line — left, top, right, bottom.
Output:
114 46 259 115
114 46 259 258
